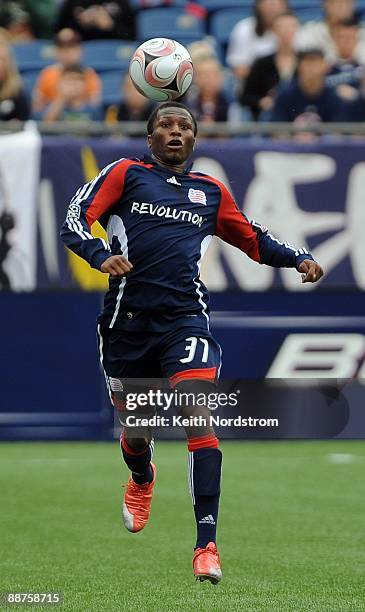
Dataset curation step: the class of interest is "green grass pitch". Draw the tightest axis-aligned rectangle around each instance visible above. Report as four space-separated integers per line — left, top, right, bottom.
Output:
1 440 365 612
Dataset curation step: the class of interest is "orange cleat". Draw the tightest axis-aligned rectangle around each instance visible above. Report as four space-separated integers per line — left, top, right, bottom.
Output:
193 542 222 584
122 463 156 533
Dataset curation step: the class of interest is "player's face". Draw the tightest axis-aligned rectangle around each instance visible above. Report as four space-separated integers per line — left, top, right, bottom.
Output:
148 109 196 166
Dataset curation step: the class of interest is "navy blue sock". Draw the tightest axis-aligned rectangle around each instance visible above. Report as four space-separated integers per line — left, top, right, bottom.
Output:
120 435 154 485
188 447 222 549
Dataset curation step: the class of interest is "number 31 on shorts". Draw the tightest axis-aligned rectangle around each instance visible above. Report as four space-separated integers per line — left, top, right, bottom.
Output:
180 337 209 364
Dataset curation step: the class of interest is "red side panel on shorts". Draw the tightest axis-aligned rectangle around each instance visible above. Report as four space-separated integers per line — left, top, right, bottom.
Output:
168 367 217 388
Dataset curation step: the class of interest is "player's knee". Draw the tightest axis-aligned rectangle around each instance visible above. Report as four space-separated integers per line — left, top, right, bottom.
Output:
176 379 216 420
174 380 216 436
123 434 151 452
175 379 216 401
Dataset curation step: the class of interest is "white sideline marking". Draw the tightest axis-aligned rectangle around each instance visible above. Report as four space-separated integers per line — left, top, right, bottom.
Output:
327 453 355 464
0 458 87 464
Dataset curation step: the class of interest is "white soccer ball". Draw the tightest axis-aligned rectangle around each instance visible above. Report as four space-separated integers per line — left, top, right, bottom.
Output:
129 38 193 101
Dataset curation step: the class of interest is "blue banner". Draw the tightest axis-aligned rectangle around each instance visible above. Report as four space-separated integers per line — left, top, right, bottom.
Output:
36 137 365 291
1 292 364 440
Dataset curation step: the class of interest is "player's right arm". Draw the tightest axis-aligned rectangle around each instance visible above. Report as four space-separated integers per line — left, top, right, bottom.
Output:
60 158 133 273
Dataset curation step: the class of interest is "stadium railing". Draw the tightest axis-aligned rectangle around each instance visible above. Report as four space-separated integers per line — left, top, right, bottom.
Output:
1 120 365 137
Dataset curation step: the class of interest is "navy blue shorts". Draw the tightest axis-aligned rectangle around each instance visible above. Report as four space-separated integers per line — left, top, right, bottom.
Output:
97 313 222 389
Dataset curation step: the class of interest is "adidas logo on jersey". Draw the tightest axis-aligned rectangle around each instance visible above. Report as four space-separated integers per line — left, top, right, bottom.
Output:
198 514 216 525
166 176 181 186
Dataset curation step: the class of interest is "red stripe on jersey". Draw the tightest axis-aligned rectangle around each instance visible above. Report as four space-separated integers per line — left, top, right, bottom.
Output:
86 160 152 227
169 367 217 388
188 172 261 262
188 434 219 451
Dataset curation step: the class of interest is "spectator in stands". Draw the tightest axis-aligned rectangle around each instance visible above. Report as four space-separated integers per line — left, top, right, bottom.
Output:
240 11 299 120
0 0 56 40
55 0 136 41
270 48 347 124
186 56 230 123
0 1 33 41
226 0 288 79
32 28 101 116
23 0 57 39
105 74 154 123
188 39 218 64
345 73 365 121
326 18 364 99
43 64 100 121
0 33 30 120
297 0 365 63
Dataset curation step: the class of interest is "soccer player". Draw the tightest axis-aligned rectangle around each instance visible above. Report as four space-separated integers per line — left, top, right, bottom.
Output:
60 102 323 584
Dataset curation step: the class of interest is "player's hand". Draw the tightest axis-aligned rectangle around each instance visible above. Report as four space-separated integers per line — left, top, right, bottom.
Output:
298 259 323 283
100 255 133 277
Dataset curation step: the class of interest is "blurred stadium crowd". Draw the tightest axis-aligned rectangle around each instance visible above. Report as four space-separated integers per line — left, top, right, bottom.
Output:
1 0 365 127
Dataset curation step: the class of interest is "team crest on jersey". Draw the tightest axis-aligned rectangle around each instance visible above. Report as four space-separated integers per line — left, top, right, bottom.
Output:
188 188 207 205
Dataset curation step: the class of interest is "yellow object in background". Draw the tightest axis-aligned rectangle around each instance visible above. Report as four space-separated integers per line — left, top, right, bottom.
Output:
66 147 109 290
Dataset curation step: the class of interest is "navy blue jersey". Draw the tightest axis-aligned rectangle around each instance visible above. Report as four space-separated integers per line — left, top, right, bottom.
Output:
326 61 364 90
60 154 313 330
270 82 346 122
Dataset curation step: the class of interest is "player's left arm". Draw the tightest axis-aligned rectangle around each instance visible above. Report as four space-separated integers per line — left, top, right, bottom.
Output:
215 182 324 283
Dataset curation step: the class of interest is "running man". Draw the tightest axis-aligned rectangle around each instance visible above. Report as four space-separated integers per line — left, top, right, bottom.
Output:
60 101 323 584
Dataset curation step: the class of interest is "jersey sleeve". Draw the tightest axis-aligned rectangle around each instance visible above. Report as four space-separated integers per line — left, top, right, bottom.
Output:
60 158 133 270
215 182 314 269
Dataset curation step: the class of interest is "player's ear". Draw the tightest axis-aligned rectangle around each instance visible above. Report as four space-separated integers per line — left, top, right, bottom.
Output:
147 134 152 148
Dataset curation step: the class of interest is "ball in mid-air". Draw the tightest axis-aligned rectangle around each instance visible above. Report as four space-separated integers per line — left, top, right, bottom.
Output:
129 38 193 101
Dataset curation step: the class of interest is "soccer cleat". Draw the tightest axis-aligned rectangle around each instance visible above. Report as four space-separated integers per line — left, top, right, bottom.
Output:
193 542 222 584
122 463 156 533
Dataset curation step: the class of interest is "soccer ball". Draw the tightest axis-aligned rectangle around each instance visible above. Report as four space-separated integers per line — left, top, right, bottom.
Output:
129 38 193 101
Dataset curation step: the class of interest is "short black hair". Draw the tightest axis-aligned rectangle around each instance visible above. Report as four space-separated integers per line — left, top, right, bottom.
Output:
147 102 198 136
61 64 86 76
335 16 359 28
254 0 289 36
297 48 325 62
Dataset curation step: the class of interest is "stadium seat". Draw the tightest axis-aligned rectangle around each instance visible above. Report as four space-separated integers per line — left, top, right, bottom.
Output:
295 6 323 22
13 40 54 71
83 40 139 72
290 0 323 5
130 0 187 7
209 8 251 45
200 0 251 11
101 70 125 106
137 8 206 42
222 67 237 103
21 70 40 96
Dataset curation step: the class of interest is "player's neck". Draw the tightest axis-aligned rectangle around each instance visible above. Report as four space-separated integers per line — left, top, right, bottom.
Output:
151 153 186 174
